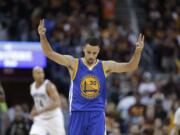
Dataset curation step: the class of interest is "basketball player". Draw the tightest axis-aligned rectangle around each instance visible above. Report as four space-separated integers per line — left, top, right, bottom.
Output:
38 19 144 135
29 66 66 135
170 107 180 135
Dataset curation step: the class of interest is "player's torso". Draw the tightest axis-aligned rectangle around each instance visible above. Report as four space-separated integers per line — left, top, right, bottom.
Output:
31 80 60 118
69 58 106 112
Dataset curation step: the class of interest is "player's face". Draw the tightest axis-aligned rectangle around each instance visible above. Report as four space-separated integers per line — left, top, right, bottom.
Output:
83 44 100 65
33 68 45 83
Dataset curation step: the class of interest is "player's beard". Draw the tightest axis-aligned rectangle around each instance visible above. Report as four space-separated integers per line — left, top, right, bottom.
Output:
87 58 95 65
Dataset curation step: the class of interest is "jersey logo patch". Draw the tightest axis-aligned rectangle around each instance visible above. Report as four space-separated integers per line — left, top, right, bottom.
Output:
80 75 100 99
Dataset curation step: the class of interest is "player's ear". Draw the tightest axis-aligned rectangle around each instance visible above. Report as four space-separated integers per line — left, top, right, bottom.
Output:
83 45 86 53
96 46 100 55
98 47 100 52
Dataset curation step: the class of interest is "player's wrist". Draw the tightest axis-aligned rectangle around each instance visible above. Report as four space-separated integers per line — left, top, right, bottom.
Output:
40 34 46 38
135 48 142 53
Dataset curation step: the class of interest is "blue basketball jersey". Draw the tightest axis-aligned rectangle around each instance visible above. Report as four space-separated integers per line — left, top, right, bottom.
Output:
69 58 106 112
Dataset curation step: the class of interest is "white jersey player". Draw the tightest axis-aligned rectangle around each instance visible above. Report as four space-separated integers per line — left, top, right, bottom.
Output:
29 66 66 135
170 107 180 135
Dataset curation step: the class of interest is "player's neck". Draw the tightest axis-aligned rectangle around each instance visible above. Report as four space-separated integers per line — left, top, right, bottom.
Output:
83 58 97 66
35 80 44 88
82 58 98 70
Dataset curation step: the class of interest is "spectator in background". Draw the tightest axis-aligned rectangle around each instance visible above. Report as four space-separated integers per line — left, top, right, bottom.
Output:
153 118 163 135
138 72 156 106
170 107 180 135
102 0 116 20
106 103 121 135
108 77 121 105
138 72 156 95
128 124 141 135
143 105 155 135
5 105 29 135
160 37 176 73
0 82 6 106
128 93 146 124
0 22 8 40
154 96 167 122
0 83 8 135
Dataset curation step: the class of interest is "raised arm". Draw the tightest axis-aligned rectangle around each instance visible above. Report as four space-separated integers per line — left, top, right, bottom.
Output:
38 19 75 75
103 34 144 75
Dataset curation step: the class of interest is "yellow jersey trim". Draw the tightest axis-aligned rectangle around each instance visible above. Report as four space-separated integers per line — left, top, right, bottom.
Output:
102 61 107 77
82 58 99 70
72 58 79 80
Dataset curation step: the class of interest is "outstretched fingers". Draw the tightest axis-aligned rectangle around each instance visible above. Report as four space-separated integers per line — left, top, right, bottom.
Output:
138 33 144 42
42 19 44 27
142 35 145 42
137 33 141 42
136 33 145 50
39 20 42 26
39 19 44 27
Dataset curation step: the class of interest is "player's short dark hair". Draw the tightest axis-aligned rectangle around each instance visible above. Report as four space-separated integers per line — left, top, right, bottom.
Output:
85 37 101 47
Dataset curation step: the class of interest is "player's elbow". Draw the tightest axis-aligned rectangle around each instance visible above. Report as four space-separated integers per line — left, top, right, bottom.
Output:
127 63 138 72
132 65 139 71
45 51 54 59
55 100 61 107
57 102 61 107
41 47 53 58
131 66 138 72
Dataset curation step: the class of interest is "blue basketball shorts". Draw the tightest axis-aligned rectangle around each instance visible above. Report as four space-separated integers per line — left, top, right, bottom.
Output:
68 111 106 135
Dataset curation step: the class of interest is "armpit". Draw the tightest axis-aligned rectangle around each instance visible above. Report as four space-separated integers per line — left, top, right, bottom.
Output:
67 65 73 71
106 69 111 74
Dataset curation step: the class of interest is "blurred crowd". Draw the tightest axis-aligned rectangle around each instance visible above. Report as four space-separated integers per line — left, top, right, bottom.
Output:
106 71 180 135
0 0 180 135
0 0 179 72
138 0 180 72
